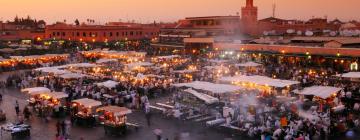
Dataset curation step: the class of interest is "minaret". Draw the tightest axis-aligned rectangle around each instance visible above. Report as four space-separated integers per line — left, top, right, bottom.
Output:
246 0 254 7
242 0 258 23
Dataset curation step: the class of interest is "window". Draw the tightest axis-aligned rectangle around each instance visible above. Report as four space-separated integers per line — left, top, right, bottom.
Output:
57 32 60 36
62 32 65 36
122 32 125 36
76 32 80 37
139 32 143 35
53 32 56 36
103 32 106 37
72 32 75 37
116 32 119 36
125 32 128 36
109 32 113 37
83 32 86 37
130 31 134 36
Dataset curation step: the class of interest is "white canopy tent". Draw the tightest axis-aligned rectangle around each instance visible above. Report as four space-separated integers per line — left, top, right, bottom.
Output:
297 86 342 99
65 63 98 68
21 87 51 96
173 81 242 94
220 75 300 88
43 92 69 99
97 106 132 116
35 67 70 75
235 62 262 67
96 59 118 64
336 72 360 79
96 80 119 89
59 73 88 79
73 98 102 108
125 62 153 70
156 55 180 60
184 88 219 104
173 69 198 74
208 59 230 64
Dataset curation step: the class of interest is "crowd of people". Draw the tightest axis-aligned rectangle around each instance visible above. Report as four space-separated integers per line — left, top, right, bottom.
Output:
0 50 360 140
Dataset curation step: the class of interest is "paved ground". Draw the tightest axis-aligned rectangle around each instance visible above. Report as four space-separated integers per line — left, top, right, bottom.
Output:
0 72 241 140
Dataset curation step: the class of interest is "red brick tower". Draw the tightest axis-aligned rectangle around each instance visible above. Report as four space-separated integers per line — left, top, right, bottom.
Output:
242 0 258 23
241 0 258 35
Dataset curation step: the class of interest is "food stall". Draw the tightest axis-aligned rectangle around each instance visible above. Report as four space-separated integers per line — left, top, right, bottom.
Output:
96 106 132 135
72 98 102 127
220 75 300 96
235 61 263 73
21 87 51 105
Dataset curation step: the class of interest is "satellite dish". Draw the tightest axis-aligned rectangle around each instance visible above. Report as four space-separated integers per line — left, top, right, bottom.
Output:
305 31 314 36
286 29 295 34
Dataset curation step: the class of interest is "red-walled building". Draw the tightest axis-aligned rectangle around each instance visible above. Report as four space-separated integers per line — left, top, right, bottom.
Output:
0 21 45 41
45 22 163 42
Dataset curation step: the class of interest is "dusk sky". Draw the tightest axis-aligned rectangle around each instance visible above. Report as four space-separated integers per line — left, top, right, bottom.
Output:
0 0 359 24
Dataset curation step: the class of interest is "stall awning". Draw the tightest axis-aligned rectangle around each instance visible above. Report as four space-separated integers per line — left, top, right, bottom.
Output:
96 80 118 89
97 106 132 116
336 72 360 79
96 59 117 64
220 75 300 88
184 88 219 104
235 62 262 67
59 73 88 79
21 87 51 95
173 81 242 94
35 67 70 75
44 92 68 99
297 86 342 99
73 98 102 108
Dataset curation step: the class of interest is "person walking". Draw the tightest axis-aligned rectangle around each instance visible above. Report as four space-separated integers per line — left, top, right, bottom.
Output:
56 121 62 136
23 106 31 120
15 100 20 116
145 103 151 126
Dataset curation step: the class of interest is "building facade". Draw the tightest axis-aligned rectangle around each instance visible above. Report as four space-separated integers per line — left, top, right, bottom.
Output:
45 22 161 42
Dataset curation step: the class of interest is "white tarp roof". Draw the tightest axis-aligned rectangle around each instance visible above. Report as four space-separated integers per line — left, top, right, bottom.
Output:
173 69 197 73
208 59 229 64
156 55 180 59
173 81 242 94
59 73 88 79
336 72 360 79
235 62 262 67
220 75 300 88
297 86 342 99
204 66 230 72
73 98 102 108
21 87 51 95
126 62 153 69
43 92 68 99
184 88 219 104
96 80 118 89
35 67 70 75
97 106 132 116
65 63 97 68
96 59 117 64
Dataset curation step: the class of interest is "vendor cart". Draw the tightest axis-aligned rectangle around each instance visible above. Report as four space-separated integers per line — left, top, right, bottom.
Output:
96 106 132 135
72 98 102 127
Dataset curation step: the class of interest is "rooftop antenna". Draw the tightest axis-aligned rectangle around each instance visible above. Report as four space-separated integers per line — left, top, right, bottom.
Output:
272 3 276 18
